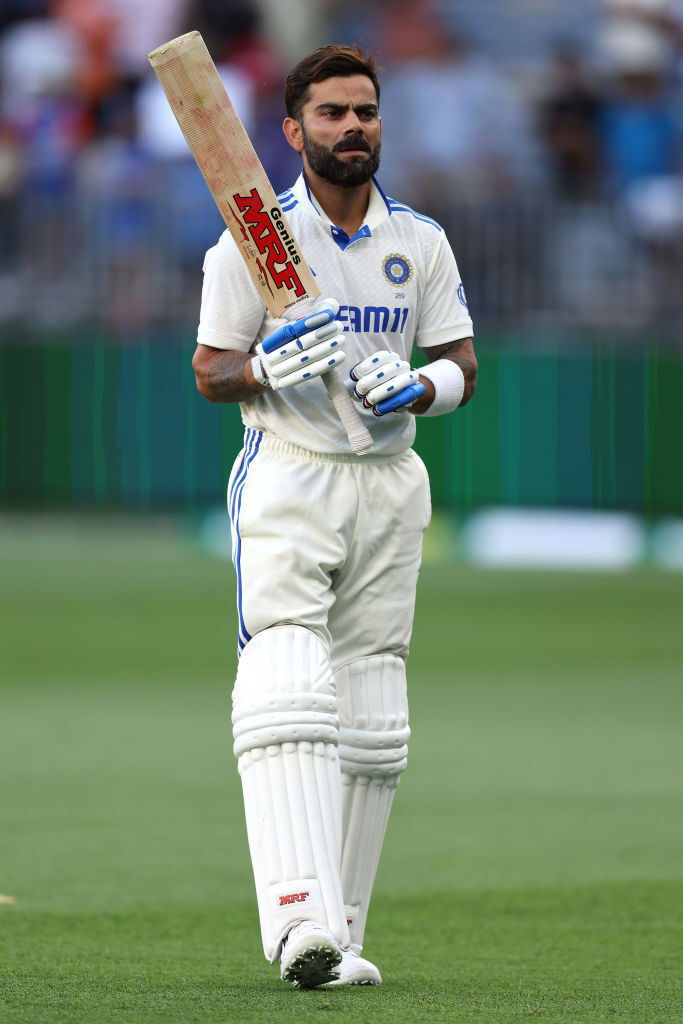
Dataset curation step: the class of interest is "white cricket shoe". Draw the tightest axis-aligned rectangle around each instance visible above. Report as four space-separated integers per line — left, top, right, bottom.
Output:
324 948 382 986
280 920 343 989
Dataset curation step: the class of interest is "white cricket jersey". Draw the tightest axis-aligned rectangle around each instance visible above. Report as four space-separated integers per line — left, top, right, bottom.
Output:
197 173 474 455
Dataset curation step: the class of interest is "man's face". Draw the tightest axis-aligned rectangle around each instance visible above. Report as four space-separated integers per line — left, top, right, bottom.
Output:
296 75 381 187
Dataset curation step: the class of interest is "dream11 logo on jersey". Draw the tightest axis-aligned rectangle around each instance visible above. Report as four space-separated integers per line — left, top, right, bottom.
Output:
229 188 306 300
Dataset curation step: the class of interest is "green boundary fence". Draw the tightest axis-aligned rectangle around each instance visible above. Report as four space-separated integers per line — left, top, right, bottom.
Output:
1 333 681 514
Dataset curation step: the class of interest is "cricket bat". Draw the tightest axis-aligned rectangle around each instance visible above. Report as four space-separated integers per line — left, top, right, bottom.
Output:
149 31 373 456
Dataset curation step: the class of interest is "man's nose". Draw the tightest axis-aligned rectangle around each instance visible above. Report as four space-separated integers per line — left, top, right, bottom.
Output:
342 110 364 133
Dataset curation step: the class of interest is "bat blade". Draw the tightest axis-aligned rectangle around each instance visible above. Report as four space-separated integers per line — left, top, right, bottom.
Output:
149 31 373 455
149 31 318 319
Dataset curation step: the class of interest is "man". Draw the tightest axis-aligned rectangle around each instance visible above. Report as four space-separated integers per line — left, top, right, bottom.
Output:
192 45 477 989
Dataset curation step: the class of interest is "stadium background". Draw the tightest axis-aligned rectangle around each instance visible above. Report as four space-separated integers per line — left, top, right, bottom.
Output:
1 2 682 1022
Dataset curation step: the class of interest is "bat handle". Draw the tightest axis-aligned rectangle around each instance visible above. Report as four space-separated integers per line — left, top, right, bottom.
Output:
282 298 373 456
323 369 374 456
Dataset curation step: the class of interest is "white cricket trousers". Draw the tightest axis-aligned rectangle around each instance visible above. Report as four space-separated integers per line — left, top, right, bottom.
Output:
227 428 431 961
227 428 431 669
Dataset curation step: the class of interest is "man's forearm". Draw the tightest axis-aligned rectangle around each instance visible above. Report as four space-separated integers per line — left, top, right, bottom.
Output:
192 346 267 403
412 337 478 414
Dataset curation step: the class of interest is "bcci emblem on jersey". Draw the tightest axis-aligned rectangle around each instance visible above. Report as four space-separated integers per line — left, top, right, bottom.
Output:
383 254 413 287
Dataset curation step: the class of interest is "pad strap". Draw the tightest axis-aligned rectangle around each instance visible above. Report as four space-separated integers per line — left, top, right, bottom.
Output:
232 692 338 756
336 655 410 779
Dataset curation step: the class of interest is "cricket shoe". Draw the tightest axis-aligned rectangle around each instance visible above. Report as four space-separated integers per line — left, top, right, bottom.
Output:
280 920 343 989
323 948 382 986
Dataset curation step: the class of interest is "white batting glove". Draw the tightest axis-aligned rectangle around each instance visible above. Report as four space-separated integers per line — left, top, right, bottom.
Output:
350 350 426 416
251 298 345 390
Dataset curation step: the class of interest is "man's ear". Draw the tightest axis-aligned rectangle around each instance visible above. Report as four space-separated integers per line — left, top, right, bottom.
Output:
283 117 304 153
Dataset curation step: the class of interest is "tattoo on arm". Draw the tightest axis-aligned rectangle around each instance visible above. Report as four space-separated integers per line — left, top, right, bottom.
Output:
192 346 266 404
426 337 478 406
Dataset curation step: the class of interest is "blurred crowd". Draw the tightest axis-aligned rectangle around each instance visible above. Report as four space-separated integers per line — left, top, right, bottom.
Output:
0 0 682 332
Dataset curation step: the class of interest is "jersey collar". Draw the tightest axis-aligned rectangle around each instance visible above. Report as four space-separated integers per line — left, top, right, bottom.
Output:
286 172 392 250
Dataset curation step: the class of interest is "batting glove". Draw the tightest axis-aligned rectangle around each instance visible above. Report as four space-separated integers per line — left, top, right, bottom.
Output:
350 350 426 415
252 298 345 390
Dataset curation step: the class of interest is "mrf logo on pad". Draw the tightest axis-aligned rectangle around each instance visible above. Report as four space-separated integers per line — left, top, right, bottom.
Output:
229 188 307 302
279 891 310 907
271 878 322 913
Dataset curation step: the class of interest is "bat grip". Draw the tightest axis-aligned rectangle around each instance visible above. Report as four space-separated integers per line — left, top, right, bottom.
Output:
281 298 373 456
323 370 374 456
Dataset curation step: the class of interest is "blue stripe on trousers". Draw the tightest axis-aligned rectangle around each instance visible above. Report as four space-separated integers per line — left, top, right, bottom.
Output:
230 429 263 652
228 428 253 528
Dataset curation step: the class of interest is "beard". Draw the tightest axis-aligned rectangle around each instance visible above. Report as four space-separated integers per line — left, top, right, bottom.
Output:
301 127 381 187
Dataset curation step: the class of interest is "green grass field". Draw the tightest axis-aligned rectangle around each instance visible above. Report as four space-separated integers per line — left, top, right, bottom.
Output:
1 518 681 1024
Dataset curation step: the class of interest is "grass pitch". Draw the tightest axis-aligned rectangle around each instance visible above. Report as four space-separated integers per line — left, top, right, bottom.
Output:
1 518 681 1023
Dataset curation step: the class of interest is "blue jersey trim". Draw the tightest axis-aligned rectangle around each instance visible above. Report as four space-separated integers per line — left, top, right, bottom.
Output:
373 177 394 216
330 229 347 252
277 190 294 203
302 174 317 211
329 223 372 251
387 201 443 231
280 200 298 212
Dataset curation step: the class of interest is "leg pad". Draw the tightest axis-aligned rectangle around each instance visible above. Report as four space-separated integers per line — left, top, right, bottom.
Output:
336 655 410 952
233 626 349 960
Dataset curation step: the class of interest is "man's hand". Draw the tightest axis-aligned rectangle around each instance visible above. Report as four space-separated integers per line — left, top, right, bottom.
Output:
253 298 345 390
350 350 426 416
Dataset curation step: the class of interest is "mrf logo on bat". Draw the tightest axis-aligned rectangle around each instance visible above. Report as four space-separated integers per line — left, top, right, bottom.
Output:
228 188 307 302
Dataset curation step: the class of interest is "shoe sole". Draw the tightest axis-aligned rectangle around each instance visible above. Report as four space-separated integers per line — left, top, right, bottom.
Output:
282 936 342 989
324 977 381 986
324 970 381 987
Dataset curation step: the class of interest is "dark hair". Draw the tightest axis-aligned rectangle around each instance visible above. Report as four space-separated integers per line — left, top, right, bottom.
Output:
285 45 380 120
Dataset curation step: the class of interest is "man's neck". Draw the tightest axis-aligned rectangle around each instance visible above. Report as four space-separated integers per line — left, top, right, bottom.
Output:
304 169 371 237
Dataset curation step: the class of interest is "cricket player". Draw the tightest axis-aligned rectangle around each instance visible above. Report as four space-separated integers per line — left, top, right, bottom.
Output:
192 45 477 988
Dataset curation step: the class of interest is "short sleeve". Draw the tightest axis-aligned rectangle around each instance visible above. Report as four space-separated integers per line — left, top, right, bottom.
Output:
416 234 474 348
196 230 267 351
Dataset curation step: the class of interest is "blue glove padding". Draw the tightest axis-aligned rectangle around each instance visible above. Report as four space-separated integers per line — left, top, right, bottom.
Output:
254 300 345 390
261 307 338 356
350 349 425 415
373 381 426 416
